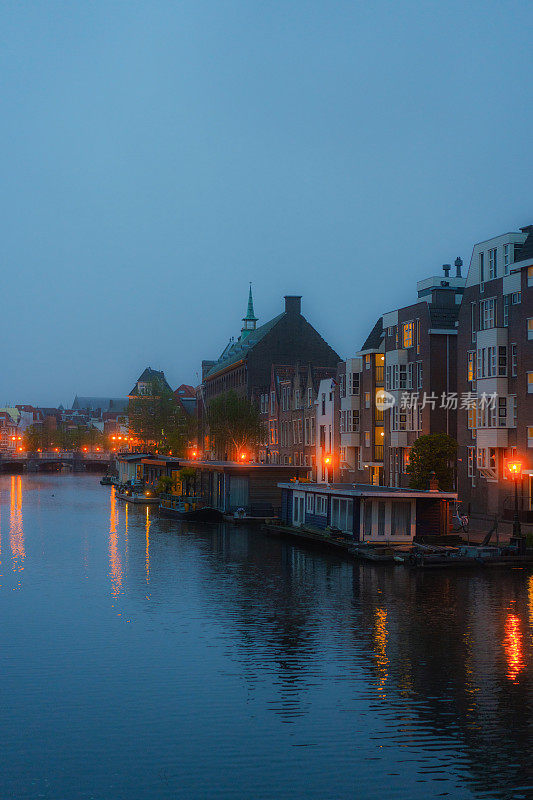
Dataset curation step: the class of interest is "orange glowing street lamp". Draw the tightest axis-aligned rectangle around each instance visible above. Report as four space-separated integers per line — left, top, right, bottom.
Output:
507 459 523 540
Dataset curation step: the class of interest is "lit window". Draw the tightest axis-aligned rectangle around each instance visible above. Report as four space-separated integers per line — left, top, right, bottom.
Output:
467 352 476 382
528 374 533 395
528 266 533 287
528 319 533 340
403 322 413 348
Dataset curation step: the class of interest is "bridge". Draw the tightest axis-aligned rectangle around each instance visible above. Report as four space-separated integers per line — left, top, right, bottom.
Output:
0 451 117 473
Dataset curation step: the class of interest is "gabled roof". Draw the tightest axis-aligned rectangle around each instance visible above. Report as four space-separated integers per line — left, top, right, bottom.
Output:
360 318 384 352
206 313 285 378
129 368 172 396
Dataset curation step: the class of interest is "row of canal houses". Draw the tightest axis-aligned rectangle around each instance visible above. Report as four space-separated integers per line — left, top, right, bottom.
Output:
124 221 533 538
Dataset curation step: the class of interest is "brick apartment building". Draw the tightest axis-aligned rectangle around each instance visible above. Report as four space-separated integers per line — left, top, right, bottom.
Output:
339 262 465 486
198 289 340 459
457 224 533 519
257 364 337 469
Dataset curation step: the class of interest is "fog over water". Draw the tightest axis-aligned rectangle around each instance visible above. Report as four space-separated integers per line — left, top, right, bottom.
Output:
1 1 532 404
0 473 532 799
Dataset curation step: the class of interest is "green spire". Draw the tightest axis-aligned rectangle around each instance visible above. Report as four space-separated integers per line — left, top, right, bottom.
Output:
241 283 258 334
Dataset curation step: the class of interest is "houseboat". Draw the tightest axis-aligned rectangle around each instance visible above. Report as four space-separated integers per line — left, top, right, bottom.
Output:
278 481 457 543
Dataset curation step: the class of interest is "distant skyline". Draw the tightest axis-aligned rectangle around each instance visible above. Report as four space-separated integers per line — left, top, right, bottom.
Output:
1 1 532 406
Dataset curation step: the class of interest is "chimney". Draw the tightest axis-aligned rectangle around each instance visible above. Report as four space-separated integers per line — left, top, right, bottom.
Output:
442 264 451 278
455 257 463 277
284 296 302 314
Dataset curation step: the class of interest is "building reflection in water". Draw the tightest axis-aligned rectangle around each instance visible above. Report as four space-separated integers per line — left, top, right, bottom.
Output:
108 487 123 596
10 475 24 572
504 612 525 683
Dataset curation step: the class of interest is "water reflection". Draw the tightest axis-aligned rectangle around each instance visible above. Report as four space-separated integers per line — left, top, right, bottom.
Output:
3 475 533 800
9 475 24 572
108 486 123 596
504 612 525 682
145 506 150 585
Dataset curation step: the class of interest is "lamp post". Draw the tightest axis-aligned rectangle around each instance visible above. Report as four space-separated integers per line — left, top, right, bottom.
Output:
507 459 523 540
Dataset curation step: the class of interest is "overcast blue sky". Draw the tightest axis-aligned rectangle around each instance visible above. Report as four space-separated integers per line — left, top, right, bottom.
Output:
1 0 531 406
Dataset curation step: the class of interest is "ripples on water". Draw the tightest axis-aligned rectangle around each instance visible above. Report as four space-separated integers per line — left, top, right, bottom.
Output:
0 474 532 799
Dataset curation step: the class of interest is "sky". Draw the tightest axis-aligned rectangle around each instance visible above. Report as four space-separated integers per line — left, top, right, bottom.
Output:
1 0 532 407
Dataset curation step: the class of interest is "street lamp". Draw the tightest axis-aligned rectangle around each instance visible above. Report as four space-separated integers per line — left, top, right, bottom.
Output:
507 459 523 540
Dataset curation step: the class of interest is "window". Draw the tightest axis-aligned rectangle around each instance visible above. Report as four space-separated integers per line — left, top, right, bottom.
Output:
498 346 507 376
365 355 371 370
363 501 373 539
528 266 533 287
349 373 360 395
504 243 511 274
331 498 353 533
315 495 327 515
498 397 507 427
294 389 301 409
503 294 510 327
270 391 276 415
391 502 411 536
416 361 423 390
528 373 533 394
488 248 497 279
480 298 495 330
387 326 394 337
528 319 533 340
479 252 485 284
307 387 313 407
365 392 370 409
377 501 386 536
471 302 477 342
467 402 477 431
407 362 414 389
403 321 414 348
321 393 326 415
468 447 476 478
357 447 362 470
416 319 421 354
306 493 314 513
365 431 370 447
512 292 521 304
467 351 476 383
528 428 533 447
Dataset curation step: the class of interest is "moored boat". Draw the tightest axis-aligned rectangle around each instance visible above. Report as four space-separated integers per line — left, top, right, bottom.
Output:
159 494 223 522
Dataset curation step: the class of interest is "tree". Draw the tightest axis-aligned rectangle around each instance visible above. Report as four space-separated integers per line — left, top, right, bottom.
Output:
207 390 265 459
128 378 196 455
407 433 457 491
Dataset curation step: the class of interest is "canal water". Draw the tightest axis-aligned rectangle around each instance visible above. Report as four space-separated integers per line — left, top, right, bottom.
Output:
1 474 532 800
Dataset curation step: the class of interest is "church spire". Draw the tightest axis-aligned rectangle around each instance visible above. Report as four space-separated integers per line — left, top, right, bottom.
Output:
241 283 258 336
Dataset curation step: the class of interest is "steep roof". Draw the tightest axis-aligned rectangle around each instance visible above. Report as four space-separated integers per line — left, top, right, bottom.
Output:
360 318 383 352
72 396 128 413
206 313 284 378
129 368 172 396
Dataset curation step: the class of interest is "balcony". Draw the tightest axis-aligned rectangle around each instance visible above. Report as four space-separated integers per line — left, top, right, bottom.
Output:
341 431 360 447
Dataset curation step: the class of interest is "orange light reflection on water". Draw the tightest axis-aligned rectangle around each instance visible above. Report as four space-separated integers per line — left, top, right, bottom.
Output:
10 476 24 572
108 486 123 596
145 506 150 585
504 613 525 682
373 608 389 695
